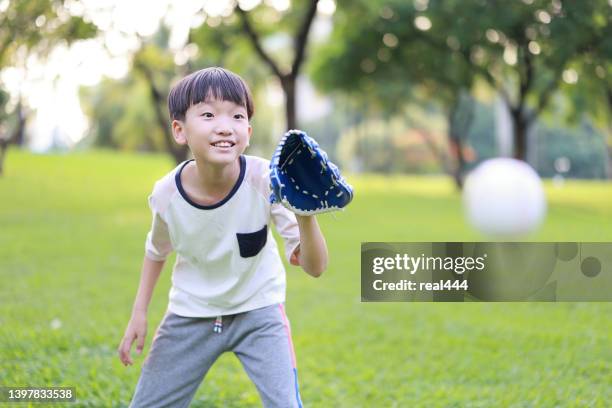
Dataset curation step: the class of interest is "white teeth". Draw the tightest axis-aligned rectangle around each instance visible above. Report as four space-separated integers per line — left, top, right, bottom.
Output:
213 141 233 147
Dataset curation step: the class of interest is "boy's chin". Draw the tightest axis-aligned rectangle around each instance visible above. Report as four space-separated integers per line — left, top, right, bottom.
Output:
197 151 241 166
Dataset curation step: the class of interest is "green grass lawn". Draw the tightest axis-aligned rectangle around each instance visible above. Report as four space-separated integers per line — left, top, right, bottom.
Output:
1 149 611 407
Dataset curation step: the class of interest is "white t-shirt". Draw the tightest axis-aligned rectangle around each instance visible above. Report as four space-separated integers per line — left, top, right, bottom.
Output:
144 155 300 317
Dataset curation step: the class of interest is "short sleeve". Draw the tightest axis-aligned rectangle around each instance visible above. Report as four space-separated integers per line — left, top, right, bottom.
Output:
271 202 300 262
144 194 173 261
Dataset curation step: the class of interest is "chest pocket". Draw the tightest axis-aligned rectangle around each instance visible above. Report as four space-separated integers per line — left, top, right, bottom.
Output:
236 225 268 258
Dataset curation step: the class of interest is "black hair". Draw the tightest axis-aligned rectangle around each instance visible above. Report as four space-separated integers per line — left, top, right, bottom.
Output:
168 67 254 121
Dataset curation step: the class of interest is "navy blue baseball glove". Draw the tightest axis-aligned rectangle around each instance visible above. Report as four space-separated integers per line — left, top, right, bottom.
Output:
270 129 354 215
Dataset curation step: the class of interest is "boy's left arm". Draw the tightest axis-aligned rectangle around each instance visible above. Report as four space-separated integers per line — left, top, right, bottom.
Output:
290 215 328 277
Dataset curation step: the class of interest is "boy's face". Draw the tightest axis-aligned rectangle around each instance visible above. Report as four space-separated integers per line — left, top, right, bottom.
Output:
172 98 252 166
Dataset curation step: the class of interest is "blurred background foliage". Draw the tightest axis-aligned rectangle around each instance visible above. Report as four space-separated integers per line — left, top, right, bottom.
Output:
0 0 610 185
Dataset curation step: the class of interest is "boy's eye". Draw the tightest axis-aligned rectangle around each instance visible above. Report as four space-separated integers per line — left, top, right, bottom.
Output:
201 112 213 118
234 114 245 119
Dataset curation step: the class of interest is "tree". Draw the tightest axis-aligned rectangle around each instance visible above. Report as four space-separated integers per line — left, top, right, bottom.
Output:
454 0 610 160
79 75 171 154
0 0 97 175
558 18 612 178
111 0 323 163
0 91 27 175
311 0 477 186
84 21 278 163
311 0 611 166
234 0 320 130
132 28 190 164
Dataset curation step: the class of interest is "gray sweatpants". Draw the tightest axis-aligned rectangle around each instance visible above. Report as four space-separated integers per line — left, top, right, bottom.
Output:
129 303 303 408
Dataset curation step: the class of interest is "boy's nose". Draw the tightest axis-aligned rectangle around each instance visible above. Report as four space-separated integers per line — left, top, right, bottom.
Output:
215 127 232 136
214 119 233 135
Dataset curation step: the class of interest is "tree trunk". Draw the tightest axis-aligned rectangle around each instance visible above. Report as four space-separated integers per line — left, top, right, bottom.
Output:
0 140 6 176
0 100 28 176
448 115 465 190
281 76 297 130
606 143 612 180
448 138 465 189
608 146 612 179
137 62 190 164
606 88 612 179
13 100 26 146
447 92 475 190
512 111 528 161
236 0 318 133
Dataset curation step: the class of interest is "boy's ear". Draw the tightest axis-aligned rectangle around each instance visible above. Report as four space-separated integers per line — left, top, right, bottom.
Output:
246 125 252 147
172 120 188 145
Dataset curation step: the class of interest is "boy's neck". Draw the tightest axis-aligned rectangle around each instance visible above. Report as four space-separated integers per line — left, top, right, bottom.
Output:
189 157 241 198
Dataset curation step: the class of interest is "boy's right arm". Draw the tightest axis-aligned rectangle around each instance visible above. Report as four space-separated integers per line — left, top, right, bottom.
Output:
117 256 165 366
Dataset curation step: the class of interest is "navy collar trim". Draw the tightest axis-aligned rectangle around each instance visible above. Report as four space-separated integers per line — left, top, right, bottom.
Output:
175 155 246 210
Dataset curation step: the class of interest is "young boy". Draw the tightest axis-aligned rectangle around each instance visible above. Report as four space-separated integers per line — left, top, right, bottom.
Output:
117 67 328 407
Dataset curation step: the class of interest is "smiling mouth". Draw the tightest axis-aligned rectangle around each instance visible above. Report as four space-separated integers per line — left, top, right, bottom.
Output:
211 141 235 148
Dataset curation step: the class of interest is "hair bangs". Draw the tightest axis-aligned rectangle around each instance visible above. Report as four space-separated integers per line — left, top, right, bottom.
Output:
168 67 254 121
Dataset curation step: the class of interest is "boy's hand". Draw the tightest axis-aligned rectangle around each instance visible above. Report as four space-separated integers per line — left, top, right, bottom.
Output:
118 311 147 366
289 246 300 266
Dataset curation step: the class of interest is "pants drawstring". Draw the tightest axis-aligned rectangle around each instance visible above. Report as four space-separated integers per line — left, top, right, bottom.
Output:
213 316 223 333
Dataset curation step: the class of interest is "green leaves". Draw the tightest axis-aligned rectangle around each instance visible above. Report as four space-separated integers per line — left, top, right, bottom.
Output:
0 0 97 68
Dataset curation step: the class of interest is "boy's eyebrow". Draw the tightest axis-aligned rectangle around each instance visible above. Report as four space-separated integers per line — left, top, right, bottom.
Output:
197 100 247 111
189 102 206 109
